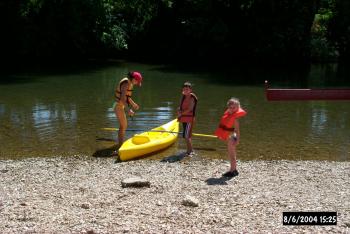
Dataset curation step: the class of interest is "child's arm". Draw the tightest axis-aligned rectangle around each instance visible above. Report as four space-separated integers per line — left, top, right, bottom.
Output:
128 98 139 110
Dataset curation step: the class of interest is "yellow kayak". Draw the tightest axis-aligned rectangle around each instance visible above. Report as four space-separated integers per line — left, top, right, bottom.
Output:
119 119 179 161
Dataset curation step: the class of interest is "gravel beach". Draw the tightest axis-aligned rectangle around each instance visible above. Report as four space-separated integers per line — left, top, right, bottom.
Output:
0 156 349 233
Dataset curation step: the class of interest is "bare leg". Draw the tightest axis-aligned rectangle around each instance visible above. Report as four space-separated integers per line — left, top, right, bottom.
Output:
114 106 127 147
227 139 237 171
185 138 193 154
183 122 194 155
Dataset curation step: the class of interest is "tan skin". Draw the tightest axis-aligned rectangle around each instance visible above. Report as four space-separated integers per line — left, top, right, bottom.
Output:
114 78 140 146
226 103 240 172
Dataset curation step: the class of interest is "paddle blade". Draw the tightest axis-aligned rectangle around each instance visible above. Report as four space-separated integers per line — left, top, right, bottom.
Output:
193 133 217 138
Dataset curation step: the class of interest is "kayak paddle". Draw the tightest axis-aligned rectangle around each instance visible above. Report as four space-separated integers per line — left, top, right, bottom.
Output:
101 127 217 138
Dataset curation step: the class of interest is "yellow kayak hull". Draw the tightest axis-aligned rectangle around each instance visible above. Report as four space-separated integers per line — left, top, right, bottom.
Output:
119 119 179 161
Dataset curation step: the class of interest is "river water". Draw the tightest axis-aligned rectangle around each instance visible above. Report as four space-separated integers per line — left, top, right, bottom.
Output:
0 62 349 161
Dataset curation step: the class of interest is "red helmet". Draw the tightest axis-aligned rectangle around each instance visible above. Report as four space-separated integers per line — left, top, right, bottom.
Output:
131 71 143 86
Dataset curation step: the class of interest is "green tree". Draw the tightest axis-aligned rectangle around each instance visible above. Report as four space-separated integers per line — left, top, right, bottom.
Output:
329 0 350 62
139 0 320 64
2 0 348 65
0 0 23 60
310 0 338 62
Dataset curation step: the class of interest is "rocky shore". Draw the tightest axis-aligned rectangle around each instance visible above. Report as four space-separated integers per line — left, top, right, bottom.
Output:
0 156 349 233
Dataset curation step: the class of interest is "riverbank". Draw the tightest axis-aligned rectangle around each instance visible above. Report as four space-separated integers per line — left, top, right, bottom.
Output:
0 156 349 233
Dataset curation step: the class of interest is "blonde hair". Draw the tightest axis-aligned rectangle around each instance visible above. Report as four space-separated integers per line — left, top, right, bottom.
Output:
227 97 240 107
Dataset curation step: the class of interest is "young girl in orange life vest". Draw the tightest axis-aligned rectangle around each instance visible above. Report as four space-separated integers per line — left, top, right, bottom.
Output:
214 98 247 177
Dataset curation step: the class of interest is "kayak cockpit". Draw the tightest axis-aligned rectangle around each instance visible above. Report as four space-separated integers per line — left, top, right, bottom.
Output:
132 135 150 145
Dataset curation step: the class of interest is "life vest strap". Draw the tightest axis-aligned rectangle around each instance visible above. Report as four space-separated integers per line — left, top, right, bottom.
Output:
219 124 235 132
116 90 133 94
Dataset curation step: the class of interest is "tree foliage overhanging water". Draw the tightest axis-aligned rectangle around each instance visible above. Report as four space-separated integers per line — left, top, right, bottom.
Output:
1 0 349 65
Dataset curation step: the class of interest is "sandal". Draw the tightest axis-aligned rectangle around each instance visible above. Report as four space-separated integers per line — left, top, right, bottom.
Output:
186 151 196 157
222 170 239 177
111 150 119 156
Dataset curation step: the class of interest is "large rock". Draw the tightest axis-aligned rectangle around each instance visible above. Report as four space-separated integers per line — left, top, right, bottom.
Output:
182 195 199 207
121 177 151 188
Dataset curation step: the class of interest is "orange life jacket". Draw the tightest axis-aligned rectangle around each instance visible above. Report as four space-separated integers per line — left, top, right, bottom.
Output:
214 107 247 140
115 78 133 105
178 93 198 123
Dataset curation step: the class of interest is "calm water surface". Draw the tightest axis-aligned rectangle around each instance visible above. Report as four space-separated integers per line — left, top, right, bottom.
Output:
0 62 349 161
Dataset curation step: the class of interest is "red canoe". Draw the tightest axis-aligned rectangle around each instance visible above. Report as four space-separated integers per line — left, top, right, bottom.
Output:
265 81 350 101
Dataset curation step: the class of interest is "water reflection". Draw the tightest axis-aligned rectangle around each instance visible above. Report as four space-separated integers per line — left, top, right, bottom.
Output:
10 111 22 126
0 104 5 116
106 102 175 132
32 105 52 141
31 103 78 141
310 106 327 135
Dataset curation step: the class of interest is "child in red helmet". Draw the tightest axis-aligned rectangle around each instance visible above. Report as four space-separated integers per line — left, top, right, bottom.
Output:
113 71 143 149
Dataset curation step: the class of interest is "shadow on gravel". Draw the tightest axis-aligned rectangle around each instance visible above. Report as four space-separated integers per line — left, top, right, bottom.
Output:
193 147 216 151
160 152 187 163
96 137 115 142
205 176 233 185
92 145 119 158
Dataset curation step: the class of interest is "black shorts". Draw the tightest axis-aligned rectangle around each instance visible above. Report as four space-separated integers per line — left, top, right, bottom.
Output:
182 122 193 139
